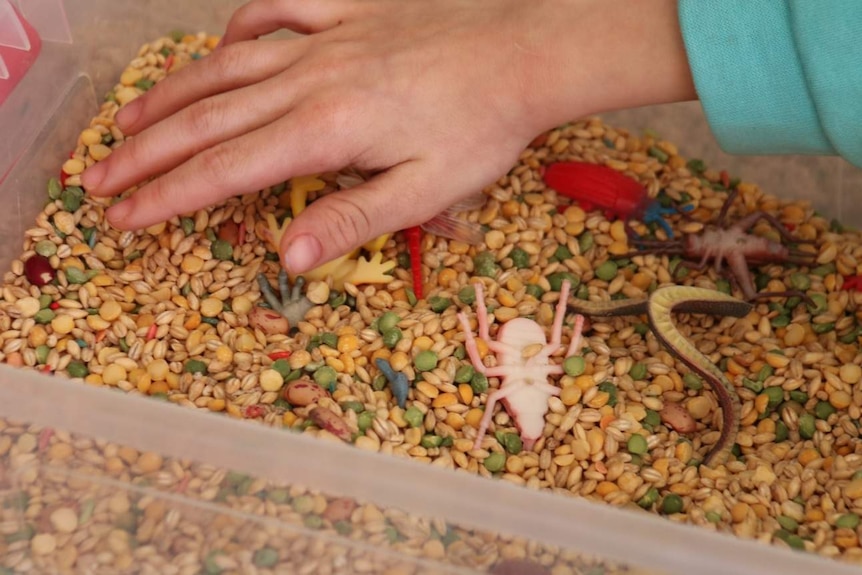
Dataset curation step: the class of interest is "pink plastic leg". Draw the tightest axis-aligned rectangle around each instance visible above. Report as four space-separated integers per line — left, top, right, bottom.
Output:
472 381 524 450
533 380 562 396
542 279 571 358
713 253 725 274
457 312 487 374
456 312 518 377
481 366 520 378
564 313 585 357
470 281 511 355
474 282 490 341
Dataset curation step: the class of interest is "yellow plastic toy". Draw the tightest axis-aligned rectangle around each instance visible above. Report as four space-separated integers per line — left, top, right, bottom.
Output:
264 175 397 290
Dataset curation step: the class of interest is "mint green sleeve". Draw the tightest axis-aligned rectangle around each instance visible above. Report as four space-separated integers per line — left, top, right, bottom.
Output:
677 1 862 169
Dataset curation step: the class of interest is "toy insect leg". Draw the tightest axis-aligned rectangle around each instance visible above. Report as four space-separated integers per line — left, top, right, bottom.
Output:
541 279 572 358
530 379 563 396
624 221 642 243
675 259 708 274
724 253 813 304
473 380 526 449
472 281 511 355
625 238 684 259
731 212 817 268
733 211 816 246
528 280 585 365
544 364 565 376
715 188 739 228
457 312 488 375
565 314 585 357
722 260 782 302
726 252 758 301
473 282 491 341
456 311 517 376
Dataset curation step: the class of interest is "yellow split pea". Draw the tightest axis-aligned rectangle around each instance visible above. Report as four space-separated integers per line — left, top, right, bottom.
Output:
99 301 123 322
102 364 127 386
259 369 284 392
200 298 223 318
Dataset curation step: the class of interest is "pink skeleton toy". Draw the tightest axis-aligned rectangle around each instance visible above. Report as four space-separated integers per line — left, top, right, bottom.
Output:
458 279 585 451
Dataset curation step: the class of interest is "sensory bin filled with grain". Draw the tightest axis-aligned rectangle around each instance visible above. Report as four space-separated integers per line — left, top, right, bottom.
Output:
2 31 862 574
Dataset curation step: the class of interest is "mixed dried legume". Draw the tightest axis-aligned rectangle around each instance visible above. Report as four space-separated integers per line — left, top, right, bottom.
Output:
0 417 640 574
1 29 862 572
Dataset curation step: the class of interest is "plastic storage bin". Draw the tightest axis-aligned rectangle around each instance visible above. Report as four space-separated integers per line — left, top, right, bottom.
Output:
0 0 41 106
1 1 861 574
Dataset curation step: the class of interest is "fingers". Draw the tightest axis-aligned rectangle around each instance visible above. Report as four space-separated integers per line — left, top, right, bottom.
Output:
101 99 354 231
221 0 367 44
84 73 298 200
112 39 304 136
278 163 448 275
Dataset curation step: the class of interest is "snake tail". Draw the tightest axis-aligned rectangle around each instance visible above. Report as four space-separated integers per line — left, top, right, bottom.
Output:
569 286 751 466
648 286 747 466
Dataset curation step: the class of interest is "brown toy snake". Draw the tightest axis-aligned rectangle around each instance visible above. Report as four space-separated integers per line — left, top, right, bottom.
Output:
568 285 753 466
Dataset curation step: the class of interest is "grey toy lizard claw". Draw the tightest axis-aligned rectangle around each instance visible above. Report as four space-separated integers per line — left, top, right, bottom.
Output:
256 269 315 328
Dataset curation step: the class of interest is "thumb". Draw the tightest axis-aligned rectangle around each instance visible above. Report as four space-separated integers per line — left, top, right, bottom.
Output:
278 163 434 275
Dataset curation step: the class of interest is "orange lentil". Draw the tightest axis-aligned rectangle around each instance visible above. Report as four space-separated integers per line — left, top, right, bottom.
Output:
731 502 750 523
148 381 169 395
805 509 825 522
432 393 458 408
437 268 457 287
595 482 619 497
798 448 820 466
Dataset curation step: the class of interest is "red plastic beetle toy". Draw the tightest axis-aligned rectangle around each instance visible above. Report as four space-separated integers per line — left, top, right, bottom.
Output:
542 160 690 238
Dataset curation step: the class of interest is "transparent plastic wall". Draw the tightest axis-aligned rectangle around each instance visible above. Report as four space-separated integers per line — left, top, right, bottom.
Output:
2 366 859 575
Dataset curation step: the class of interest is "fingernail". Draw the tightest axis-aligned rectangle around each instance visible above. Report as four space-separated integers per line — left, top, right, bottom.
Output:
80 161 106 191
106 200 131 227
283 234 322 274
115 98 143 131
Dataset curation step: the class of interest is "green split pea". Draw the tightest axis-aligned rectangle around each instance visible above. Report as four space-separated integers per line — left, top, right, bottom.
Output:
414 350 438 372
483 452 506 473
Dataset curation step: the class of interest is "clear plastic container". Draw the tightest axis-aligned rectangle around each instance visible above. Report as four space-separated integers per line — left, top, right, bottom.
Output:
0 0 41 105
1 1 860 574
3 354 860 575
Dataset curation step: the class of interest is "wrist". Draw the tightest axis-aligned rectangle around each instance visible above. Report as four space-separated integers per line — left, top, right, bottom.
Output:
517 0 697 132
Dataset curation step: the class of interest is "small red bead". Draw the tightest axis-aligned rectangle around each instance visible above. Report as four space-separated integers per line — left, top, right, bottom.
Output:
244 405 266 418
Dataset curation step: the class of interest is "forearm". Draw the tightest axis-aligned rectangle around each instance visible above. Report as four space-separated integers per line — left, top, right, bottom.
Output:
519 0 698 133
528 0 862 170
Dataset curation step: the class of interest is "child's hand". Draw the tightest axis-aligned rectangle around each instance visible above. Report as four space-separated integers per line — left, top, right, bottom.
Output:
82 0 694 274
